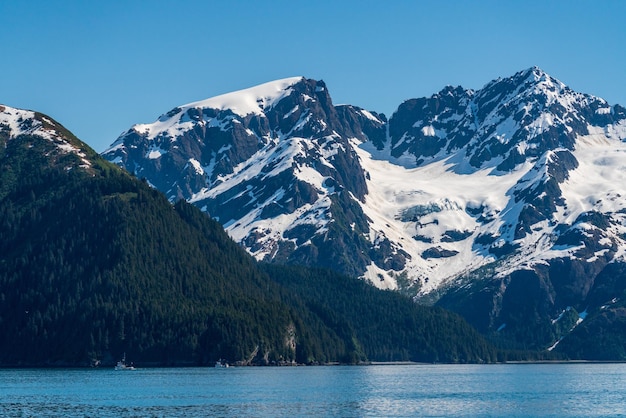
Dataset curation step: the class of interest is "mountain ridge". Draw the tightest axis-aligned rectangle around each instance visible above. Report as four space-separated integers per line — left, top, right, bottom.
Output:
103 67 626 356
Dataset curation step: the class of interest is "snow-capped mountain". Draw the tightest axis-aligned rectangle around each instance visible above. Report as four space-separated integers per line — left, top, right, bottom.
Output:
103 67 626 352
104 77 389 280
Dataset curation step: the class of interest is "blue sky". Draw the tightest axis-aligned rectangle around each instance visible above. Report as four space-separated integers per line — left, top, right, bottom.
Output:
1 0 625 152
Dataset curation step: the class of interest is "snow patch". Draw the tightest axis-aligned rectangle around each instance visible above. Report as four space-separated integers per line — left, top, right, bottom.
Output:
116 77 304 143
361 263 397 290
421 125 436 137
188 158 204 175
147 148 164 159
359 109 383 124
186 77 303 117
352 137 529 293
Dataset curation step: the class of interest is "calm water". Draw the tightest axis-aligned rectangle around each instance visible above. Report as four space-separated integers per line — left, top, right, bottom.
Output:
1 364 625 417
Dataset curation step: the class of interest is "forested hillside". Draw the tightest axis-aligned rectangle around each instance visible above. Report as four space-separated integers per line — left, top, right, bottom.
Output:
263 265 499 363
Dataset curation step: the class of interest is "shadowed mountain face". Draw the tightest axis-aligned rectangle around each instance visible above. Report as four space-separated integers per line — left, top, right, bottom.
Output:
103 68 626 357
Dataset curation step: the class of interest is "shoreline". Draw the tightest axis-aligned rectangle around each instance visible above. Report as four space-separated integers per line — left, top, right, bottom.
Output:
3 358 626 369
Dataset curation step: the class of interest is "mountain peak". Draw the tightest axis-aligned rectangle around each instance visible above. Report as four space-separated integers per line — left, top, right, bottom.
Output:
521 65 547 77
479 66 566 100
435 85 471 98
123 76 309 142
176 76 305 118
519 65 566 90
102 68 626 286
99 68 626 359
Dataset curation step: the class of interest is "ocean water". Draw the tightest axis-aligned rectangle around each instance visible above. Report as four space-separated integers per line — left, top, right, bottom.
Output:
1 363 625 417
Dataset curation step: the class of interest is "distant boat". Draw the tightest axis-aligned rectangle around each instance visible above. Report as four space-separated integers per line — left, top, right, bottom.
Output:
115 353 136 371
215 359 229 368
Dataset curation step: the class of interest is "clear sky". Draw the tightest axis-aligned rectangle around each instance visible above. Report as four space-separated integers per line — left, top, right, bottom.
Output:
1 0 625 152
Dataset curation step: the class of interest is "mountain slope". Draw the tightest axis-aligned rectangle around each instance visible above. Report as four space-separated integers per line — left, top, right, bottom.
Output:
0 105 498 366
103 77 389 280
102 68 626 357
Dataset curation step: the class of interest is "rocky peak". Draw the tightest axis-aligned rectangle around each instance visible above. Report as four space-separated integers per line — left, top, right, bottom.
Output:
385 66 626 173
103 77 371 200
102 77 376 276
388 85 473 162
335 105 387 149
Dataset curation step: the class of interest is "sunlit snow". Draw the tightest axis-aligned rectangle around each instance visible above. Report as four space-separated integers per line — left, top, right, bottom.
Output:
0 105 90 166
352 137 531 292
114 77 304 144
186 77 304 117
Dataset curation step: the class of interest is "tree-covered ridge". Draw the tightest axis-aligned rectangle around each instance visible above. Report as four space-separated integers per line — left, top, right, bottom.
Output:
263 264 500 363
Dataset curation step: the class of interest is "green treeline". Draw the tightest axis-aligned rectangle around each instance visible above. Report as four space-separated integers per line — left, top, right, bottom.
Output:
263 264 499 363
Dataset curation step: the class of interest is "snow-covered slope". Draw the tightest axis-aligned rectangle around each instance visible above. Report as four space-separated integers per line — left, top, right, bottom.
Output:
103 67 626 352
0 105 91 167
121 77 304 143
357 67 626 294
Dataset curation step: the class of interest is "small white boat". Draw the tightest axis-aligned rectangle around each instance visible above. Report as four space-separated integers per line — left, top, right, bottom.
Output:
215 359 229 368
115 353 136 370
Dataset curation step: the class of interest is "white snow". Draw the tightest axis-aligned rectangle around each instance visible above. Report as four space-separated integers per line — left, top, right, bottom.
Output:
361 263 398 290
189 132 343 261
352 136 531 292
0 104 91 166
284 105 300 119
528 113 555 137
186 77 303 118
421 125 436 137
1 105 53 140
119 77 304 142
359 109 383 124
103 67 626 301
562 131 626 223
547 306 588 351
348 93 626 292
190 135 320 202
489 116 518 144
547 338 562 351
147 148 164 159
226 195 333 262
188 158 204 175
551 307 570 324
